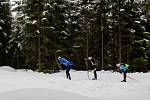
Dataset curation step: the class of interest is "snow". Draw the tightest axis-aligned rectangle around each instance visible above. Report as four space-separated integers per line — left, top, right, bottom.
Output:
65 20 69 24
130 29 135 33
134 21 141 24
0 66 150 100
61 31 68 35
72 21 77 24
49 26 55 30
32 20 37 24
42 11 48 16
143 39 149 42
0 19 5 24
42 18 47 22
67 0 81 3
0 26 2 30
10 0 22 16
17 43 22 50
3 32 7 36
120 9 125 12
10 0 22 4
0 88 98 100
0 66 16 72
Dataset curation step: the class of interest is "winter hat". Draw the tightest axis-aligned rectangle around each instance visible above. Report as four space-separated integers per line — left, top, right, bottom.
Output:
58 56 61 60
88 57 92 60
116 64 120 67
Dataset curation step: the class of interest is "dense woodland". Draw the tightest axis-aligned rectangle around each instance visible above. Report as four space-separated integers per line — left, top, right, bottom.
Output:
0 0 150 72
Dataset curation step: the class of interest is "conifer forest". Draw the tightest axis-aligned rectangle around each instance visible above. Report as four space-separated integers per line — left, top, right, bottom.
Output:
0 0 150 72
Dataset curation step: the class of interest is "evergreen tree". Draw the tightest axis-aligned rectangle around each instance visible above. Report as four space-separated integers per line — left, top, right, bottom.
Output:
128 0 149 72
94 0 110 70
0 0 12 66
8 0 150 72
12 0 76 71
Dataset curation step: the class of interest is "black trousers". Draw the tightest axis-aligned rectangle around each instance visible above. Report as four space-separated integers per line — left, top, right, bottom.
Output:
66 69 71 80
93 69 97 80
123 72 127 81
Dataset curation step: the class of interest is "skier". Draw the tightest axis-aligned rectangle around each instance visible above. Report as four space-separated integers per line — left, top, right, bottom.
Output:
116 63 129 82
88 57 99 80
57 56 73 80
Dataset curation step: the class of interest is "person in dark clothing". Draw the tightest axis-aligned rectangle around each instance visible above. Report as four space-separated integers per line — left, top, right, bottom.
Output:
57 56 73 80
66 69 71 80
116 63 129 82
88 57 99 80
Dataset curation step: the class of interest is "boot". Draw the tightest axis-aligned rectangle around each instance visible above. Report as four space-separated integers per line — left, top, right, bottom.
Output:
121 80 126 82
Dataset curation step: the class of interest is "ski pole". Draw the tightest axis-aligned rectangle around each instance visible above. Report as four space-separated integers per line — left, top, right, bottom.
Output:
127 75 140 82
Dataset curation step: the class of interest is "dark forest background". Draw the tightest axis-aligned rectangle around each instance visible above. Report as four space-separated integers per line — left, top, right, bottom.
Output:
0 0 150 72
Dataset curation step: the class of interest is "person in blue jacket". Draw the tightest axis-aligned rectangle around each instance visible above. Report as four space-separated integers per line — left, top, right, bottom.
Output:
116 63 129 82
58 56 73 80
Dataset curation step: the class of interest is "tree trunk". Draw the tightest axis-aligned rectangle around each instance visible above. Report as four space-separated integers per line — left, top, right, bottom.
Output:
119 27 121 63
101 15 104 70
37 0 42 70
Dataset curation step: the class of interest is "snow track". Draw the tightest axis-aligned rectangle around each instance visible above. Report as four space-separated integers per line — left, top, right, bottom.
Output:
0 66 150 100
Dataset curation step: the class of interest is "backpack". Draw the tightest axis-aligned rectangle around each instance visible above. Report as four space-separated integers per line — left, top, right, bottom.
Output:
125 64 129 70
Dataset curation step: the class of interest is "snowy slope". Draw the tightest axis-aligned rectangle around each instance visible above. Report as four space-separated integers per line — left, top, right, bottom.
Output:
0 88 99 100
0 66 150 100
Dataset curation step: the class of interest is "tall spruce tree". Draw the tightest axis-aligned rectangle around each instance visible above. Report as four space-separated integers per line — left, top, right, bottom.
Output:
0 0 12 66
94 0 110 70
9 0 150 72
12 0 76 71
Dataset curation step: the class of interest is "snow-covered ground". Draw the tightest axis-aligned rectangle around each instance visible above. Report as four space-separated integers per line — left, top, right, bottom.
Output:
0 66 150 100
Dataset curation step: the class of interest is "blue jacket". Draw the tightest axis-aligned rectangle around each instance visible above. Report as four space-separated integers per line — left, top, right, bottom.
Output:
58 57 73 69
119 63 128 72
